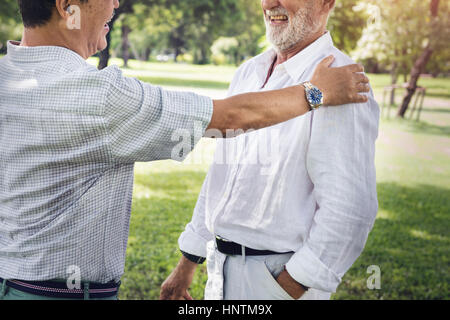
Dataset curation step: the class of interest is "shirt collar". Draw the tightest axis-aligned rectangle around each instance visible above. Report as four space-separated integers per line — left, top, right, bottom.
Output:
6 40 86 67
253 32 334 83
283 32 334 82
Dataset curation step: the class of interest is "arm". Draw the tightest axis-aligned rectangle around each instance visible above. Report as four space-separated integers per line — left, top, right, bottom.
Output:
208 55 369 134
104 56 367 164
283 94 380 295
160 255 198 300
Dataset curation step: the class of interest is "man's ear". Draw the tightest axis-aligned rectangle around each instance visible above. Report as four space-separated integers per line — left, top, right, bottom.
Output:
322 0 336 13
55 0 71 20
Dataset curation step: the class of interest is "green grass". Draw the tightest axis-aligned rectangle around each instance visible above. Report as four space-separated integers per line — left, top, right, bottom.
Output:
367 74 450 100
87 57 235 90
332 117 450 299
110 59 450 300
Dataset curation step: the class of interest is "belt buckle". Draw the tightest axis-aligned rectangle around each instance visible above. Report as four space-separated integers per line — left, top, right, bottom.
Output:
215 235 232 242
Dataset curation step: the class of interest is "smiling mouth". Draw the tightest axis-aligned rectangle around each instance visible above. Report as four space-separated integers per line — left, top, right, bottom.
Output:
269 14 288 23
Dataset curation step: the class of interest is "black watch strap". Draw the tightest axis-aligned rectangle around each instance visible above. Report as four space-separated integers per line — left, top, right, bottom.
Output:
180 250 206 264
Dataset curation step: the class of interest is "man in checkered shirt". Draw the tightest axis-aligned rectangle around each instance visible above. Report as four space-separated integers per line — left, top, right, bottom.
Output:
0 0 370 300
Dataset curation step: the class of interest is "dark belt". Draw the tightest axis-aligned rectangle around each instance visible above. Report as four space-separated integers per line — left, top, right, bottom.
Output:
0 277 120 299
215 236 292 256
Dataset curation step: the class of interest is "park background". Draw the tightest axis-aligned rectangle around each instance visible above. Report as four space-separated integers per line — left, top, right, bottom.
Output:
0 0 449 299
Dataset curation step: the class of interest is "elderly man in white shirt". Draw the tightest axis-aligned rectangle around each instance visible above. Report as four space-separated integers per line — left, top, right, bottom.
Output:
161 0 380 300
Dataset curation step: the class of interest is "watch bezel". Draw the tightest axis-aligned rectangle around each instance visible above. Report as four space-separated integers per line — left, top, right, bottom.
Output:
303 82 323 110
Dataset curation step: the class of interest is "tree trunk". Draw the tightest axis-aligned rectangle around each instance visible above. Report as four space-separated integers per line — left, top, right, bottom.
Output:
143 47 151 61
390 62 398 105
397 47 433 117
97 0 133 70
397 0 440 117
98 30 112 70
121 24 131 68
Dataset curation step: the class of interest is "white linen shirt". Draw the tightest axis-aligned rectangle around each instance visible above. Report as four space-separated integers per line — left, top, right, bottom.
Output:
0 41 213 283
179 33 380 293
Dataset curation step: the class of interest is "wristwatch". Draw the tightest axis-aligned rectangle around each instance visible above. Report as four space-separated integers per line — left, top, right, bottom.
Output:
302 81 323 111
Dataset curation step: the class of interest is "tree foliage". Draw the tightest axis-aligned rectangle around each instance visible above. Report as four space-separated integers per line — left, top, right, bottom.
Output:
0 0 21 53
353 0 450 76
328 0 368 54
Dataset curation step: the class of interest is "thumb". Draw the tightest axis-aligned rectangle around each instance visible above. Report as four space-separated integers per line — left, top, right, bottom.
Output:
318 55 335 68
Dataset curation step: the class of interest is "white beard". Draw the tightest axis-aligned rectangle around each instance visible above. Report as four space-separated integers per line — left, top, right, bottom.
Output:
264 3 320 52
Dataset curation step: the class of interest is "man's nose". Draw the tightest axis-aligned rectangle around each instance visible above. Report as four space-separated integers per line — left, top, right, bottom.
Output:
114 0 120 9
261 0 281 10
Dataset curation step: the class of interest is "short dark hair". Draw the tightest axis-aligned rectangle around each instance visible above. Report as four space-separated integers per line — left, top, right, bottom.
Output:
17 0 87 28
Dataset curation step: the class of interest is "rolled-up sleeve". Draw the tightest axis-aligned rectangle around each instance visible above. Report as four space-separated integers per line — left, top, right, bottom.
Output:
103 67 213 163
178 170 215 258
285 94 380 292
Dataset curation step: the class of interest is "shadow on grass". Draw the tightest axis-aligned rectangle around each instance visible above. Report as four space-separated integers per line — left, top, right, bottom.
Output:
335 182 449 300
422 108 450 114
383 117 450 138
405 121 450 138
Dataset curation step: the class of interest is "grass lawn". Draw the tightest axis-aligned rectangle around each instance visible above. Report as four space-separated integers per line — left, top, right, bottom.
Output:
109 59 450 300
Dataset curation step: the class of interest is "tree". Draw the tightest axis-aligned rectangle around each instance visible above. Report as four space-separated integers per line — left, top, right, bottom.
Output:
0 0 21 53
328 0 368 54
353 0 449 117
98 0 135 69
397 0 446 117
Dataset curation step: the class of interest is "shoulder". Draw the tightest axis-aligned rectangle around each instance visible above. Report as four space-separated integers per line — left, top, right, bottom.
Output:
78 64 143 97
328 47 357 68
313 47 380 128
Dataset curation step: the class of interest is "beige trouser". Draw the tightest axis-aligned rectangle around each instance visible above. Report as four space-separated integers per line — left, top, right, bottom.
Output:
204 241 332 300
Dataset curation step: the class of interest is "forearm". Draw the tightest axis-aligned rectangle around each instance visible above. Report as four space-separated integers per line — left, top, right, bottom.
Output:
206 55 371 135
209 85 308 134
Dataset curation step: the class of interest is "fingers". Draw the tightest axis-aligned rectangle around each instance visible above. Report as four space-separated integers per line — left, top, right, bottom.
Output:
318 55 335 68
352 93 369 103
356 82 370 93
355 73 369 84
160 286 194 300
346 63 365 73
184 291 194 300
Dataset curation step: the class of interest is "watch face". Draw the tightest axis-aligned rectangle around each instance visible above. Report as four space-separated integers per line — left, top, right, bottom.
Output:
307 87 323 106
